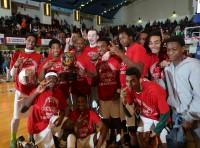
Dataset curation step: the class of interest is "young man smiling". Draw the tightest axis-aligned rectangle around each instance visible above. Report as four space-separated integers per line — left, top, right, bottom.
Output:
10 34 41 148
21 71 73 148
121 67 170 148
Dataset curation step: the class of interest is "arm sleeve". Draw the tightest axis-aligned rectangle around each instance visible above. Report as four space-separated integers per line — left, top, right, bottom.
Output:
185 65 200 123
129 44 147 64
153 111 170 133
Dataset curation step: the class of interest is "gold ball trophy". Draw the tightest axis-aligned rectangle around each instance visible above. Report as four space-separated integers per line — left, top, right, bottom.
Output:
59 52 77 82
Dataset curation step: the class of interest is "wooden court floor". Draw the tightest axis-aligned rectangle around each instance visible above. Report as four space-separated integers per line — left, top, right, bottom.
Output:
0 78 28 147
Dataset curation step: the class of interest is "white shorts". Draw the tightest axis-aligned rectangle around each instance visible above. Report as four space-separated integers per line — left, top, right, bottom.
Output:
99 99 120 119
77 132 106 148
13 90 29 119
33 115 67 148
137 116 168 143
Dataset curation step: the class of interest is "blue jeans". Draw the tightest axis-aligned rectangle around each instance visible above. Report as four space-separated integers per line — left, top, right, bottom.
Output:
172 112 200 148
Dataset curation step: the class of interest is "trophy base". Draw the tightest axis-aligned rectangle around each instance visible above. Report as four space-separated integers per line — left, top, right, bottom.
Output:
58 71 77 82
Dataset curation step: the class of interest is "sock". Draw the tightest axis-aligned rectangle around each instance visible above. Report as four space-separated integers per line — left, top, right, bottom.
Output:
11 133 17 140
116 134 121 142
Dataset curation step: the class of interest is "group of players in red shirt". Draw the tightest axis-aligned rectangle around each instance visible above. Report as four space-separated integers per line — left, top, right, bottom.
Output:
9 28 172 148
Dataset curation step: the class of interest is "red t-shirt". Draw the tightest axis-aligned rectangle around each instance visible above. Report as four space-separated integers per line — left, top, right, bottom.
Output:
83 46 98 59
68 109 100 138
82 46 98 86
120 43 147 87
147 53 168 79
28 87 67 134
96 57 121 101
37 56 65 74
127 81 170 120
10 51 41 95
70 52 91 95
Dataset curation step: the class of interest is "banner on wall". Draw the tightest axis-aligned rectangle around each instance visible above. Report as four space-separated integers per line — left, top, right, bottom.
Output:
41 39 51 45
197 0 200 13
0 34 5 44
6 37 26 44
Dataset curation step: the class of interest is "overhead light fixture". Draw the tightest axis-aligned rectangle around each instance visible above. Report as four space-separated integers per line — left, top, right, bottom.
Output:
74 10 80 21
97 15 101 25
104 9 107 13
44 3 51 16
1 0 10 9
138 17 142 23
172 11 177 17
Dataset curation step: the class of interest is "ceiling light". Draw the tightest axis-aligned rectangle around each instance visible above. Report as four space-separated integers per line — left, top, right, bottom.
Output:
138 17 142 23
172 11 177 17
81 3 84 7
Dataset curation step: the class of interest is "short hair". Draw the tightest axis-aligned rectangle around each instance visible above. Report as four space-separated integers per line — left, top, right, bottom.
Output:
88 29 99 35
165 36 185 46
58 31 67 36
48 39 61 48
126 67 141 79
97 37 111 45
74 37 84 43
119 28 135 38
27 33 38 43
163 32 171 37
76 94 87 101
149 30 162 40
140 30 149 35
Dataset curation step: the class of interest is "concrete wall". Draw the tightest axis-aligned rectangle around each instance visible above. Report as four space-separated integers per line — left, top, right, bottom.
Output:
0 0 12 17
113 0 194 26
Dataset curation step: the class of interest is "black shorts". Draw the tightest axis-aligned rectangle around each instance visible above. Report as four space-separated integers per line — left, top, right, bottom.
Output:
128 126 138 132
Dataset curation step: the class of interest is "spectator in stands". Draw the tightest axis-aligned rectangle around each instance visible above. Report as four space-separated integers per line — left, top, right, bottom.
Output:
3 51 11 82
56 31 67 50
138 30 148 46
20 70 74 147
9 34 41 148
121 67 170 148
20 18 28 35
138 30 151 53
81 28 89 45
68 94 107 148
165 36 200 147
0 52 4 75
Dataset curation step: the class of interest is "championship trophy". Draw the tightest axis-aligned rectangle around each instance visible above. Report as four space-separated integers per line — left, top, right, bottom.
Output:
59 52 77 82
